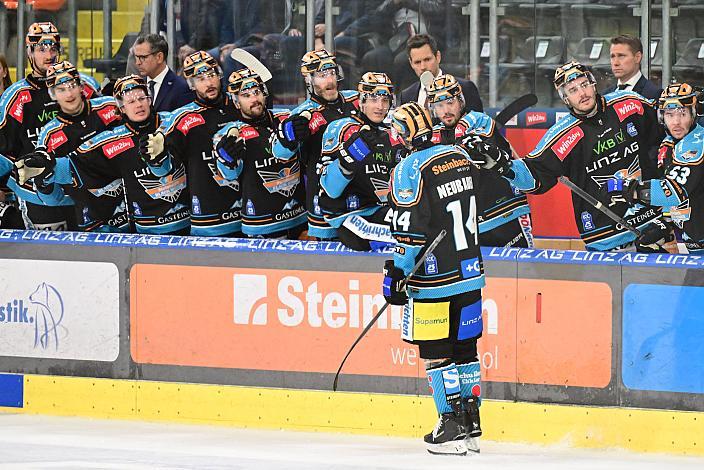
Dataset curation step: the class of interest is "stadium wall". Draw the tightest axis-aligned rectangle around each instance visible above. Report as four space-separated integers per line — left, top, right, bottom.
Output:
0 229 703 455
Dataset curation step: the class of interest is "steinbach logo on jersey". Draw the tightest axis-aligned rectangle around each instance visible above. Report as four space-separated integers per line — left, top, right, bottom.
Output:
139 164 187 202
10 90 32 123
551 126 585 160
96 106 118 125
102 137 135 158
177 113 206 134
613 99 644 122
47 130 68 152
258 161 301 197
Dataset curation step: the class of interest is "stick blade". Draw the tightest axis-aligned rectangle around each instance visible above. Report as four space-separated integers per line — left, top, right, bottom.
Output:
230 48 273 82
494 93 538 126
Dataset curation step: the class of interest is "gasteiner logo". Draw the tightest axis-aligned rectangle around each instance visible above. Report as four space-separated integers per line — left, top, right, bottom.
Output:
102 137 134 158
240 126 260 140
10 90 32 123
177 113 206 134
96 106 118 125
308 112 328 134
614 99 644 122
526 111 547 126
232 272 403 329
551 126 584 160
47 130 68 152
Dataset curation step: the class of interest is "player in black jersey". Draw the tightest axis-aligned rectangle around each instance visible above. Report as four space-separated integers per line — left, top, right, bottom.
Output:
427 74 533 248
213 67 306 238
271 49 359 239
147 51 242 237
384 102 484 456
317 72 406 250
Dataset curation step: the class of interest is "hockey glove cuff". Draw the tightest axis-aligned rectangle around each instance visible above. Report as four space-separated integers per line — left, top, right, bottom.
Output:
382 260 408 306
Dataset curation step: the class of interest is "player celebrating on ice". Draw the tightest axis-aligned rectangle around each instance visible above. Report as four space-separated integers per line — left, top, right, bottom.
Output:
383 102 484 456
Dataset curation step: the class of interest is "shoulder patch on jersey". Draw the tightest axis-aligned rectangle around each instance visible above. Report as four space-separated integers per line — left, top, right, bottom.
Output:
8 89 33 123
176 112 206 134
47 129 68 152
308 111 328 134
550 126 585 160
673 127 704 165
94 104 119 125
528 113 579 157
102 136 135 159
612 98 644 122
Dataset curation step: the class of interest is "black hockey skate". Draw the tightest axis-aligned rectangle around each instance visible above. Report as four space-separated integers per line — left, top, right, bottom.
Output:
424 411 468 456
463 395 482 454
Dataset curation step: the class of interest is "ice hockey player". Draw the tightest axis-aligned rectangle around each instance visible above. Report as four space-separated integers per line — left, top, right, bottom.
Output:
469 61 668 252
616 83 704 253
0 22 100 230
383 102 484 456
150 51 242 237
213 67 307 238
317 72 406 250
271 49 358 239
427 74 533 248
23 61 127 232
17 75 190 235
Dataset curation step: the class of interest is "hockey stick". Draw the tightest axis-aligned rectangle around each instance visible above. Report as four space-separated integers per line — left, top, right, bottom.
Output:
332 229 447 392
494 93 538 128
558 176 642 237
230 48 273 82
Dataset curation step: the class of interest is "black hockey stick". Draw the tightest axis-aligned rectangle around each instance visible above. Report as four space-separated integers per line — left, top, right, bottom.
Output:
558 176 642 237
494 93 538 128
332 229 447 392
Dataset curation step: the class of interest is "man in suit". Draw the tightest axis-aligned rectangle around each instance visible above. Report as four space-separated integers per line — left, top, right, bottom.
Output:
133 34 194 112
399 34 483 114
604 34 661 100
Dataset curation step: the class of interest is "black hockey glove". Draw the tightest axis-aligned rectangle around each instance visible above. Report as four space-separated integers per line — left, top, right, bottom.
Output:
606 178 650 207
459 135 512 176
138 131 169 166
338 125 374 177
277 112 311 150
636 218 674 252
216 128 246 170
15 149 55 187
382 260 408 306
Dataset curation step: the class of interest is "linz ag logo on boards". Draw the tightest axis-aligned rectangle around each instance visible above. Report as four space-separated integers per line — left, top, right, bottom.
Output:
614 99 644 122
96 106 118 125
240 126 260 140
177 113 206 134
232 273 401 329
308 112 328 133
10 90 32 122
47 130 68 152
551 126 584 160
102 137 134 158
526 111 547 126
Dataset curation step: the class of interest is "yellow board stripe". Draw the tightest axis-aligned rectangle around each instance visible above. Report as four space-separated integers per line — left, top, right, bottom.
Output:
2 374 703 456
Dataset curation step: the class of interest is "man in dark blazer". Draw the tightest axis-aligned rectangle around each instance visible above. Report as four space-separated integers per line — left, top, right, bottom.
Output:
603 34 661 100
399 34 483 113
133 34 194 112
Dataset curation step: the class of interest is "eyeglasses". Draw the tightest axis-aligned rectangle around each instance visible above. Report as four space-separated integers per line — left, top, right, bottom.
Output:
564 81 593 96
134 52 156 63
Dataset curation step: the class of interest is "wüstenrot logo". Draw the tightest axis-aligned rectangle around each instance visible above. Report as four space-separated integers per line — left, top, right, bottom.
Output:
232 271 403 329
233 274 268 325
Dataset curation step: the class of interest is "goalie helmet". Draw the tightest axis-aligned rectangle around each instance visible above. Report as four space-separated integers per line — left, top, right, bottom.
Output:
657 82 699 126
553 61 596 103
227 67 269 97
46 61 81 99
391 102 434 149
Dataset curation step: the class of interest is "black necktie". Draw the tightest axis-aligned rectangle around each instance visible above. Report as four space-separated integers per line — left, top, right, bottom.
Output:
149 80 157 100
617 84 628 91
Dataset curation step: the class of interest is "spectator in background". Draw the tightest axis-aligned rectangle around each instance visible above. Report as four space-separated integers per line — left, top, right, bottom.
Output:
133 34 194 112
603 34 661 100
0 54 12 95
399 34 482 114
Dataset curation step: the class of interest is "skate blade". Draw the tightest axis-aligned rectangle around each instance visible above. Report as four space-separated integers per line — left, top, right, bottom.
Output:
465 436 480 454
426 439 468 456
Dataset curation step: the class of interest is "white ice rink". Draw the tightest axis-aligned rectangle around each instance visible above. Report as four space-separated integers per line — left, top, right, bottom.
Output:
1 413 703 470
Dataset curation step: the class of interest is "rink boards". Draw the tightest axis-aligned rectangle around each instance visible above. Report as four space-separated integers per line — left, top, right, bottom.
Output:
0 229 704 455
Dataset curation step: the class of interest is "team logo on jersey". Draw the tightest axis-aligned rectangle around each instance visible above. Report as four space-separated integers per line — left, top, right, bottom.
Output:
258 161 300 197
102 137 134 158
308 112 327 134
177 113 206 134
626 122 638 137
87 178 124 198
96 106 118 125
613 99 644 122
47 130 68 152
590 156 641 188
369 176 390 202
9 90 32 123
138 164 187 202
551 126 584 160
